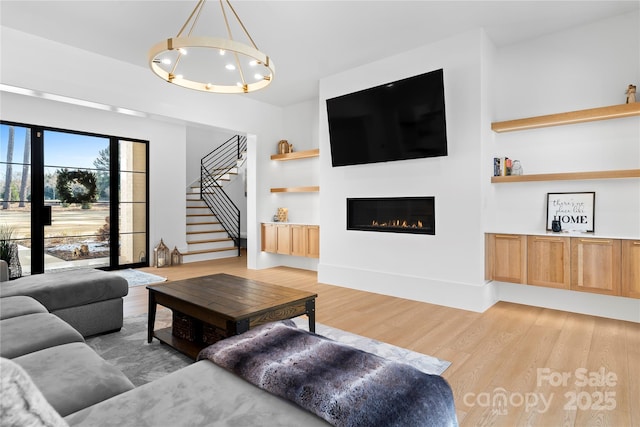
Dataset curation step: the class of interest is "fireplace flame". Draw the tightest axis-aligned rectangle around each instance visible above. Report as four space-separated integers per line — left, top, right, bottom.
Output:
370 219 424 229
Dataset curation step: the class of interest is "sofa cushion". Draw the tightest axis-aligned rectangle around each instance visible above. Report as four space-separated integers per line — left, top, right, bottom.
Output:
13 342 134 417
0 269 128 311
0 313 84 358
64 360 329 427
0 358 69 427
0 296 48 320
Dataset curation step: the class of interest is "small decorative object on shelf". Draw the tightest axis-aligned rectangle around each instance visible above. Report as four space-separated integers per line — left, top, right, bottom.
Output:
277 207 288 222
626 84 636 104
493 157 512 176
551 217 562 232
511 160 523 175
154 238 170 268
171 246 183 266
277 140 293 154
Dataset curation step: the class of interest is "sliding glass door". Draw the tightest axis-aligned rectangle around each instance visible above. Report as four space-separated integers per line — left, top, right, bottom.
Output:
0 121 148 275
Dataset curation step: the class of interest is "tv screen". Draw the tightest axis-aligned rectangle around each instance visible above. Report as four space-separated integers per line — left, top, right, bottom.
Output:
326 68 447 167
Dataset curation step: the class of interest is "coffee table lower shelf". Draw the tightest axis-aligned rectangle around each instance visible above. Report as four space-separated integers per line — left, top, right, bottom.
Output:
154 327 208 360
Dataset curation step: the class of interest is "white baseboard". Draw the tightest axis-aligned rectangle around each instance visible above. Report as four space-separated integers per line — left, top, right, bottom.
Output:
318 263 497 313
317 264 640 322
496 281 640 323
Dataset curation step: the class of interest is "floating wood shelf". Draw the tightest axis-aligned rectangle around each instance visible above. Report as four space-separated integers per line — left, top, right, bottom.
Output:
270 186 320 193
491 169 640 183
270 148 319 161
491 103 640 133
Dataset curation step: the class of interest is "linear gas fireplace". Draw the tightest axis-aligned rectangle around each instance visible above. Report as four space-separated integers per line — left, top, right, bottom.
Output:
347 197 435 235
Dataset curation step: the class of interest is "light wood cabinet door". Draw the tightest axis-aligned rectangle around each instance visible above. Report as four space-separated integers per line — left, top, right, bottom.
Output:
305 226 320 258
571 238 621 296
261 223 277 253
486 234 527 283
621 239 640 299
527 235 571 289
290 225 307 257
276 224 291 255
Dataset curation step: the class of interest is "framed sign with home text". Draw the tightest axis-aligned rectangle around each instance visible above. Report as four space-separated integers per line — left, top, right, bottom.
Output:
546 192 595 232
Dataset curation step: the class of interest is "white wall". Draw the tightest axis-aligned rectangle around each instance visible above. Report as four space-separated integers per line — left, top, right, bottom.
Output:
315 11 639 319
487 11 640 238
318 29 495 312
0 26 283 265
254 99 321 271
486 11 640 322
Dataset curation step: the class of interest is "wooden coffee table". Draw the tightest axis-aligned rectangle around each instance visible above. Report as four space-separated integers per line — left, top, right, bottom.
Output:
147 273 317 359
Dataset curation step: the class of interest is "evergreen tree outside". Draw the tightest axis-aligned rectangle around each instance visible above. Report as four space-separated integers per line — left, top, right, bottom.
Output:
93 147 110 201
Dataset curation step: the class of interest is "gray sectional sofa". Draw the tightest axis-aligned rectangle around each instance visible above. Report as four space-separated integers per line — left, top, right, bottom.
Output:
0 293 330 426
0 267 129 337
1 269 457 426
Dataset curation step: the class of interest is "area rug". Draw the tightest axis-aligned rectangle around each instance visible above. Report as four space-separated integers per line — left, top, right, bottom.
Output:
86 313 450 387
113 268 166 287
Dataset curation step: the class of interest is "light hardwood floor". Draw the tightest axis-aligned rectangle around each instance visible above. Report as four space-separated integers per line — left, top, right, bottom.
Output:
129 255 639 427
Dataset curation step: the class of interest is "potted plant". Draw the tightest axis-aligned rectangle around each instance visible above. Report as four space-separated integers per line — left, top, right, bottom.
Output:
0 224 21 280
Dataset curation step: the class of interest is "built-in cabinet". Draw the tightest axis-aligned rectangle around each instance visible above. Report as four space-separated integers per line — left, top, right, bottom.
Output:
570 237 621 296
486 233 639 299
527 235 571 289
621 239 640 298
261 223 319 259
485 234 527 283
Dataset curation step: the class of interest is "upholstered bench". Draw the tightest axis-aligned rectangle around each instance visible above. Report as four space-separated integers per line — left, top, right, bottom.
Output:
0 269 128 337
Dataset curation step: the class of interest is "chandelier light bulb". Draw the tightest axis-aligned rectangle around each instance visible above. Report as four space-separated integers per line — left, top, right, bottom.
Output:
225 64 236 71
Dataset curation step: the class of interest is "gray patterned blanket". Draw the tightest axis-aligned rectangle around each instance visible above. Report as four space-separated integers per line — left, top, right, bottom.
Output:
198 320 458 427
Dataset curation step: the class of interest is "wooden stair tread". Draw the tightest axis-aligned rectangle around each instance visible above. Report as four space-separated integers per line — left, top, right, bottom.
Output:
187 238 233 244
183 247 237 255
186 230 226 235
186 221 221 226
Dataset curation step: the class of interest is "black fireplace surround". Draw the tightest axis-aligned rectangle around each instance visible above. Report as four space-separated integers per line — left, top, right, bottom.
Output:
347 197 435 235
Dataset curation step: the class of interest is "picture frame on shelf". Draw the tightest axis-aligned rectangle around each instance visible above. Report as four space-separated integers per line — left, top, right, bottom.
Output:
546 192 595 232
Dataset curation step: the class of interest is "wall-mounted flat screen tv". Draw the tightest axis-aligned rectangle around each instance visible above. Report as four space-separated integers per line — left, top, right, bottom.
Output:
326 68 447 167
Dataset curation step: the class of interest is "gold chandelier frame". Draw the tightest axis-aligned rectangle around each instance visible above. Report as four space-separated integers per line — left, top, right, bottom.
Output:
148 0 274 94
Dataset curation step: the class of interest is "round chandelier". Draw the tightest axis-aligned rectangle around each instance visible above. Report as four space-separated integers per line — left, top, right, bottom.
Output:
148 0 274 94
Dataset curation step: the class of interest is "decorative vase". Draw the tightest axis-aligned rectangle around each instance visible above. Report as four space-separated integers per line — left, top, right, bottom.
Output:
551 218 562 232
511 160 523 176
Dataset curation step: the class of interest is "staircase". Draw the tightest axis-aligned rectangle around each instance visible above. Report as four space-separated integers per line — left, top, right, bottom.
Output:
182 135 247 263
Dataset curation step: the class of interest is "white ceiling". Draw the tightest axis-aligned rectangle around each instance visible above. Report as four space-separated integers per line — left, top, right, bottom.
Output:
1 1 638 108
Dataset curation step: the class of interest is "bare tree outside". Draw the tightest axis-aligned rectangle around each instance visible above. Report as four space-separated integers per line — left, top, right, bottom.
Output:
19 129 30 207
2 126 14 209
